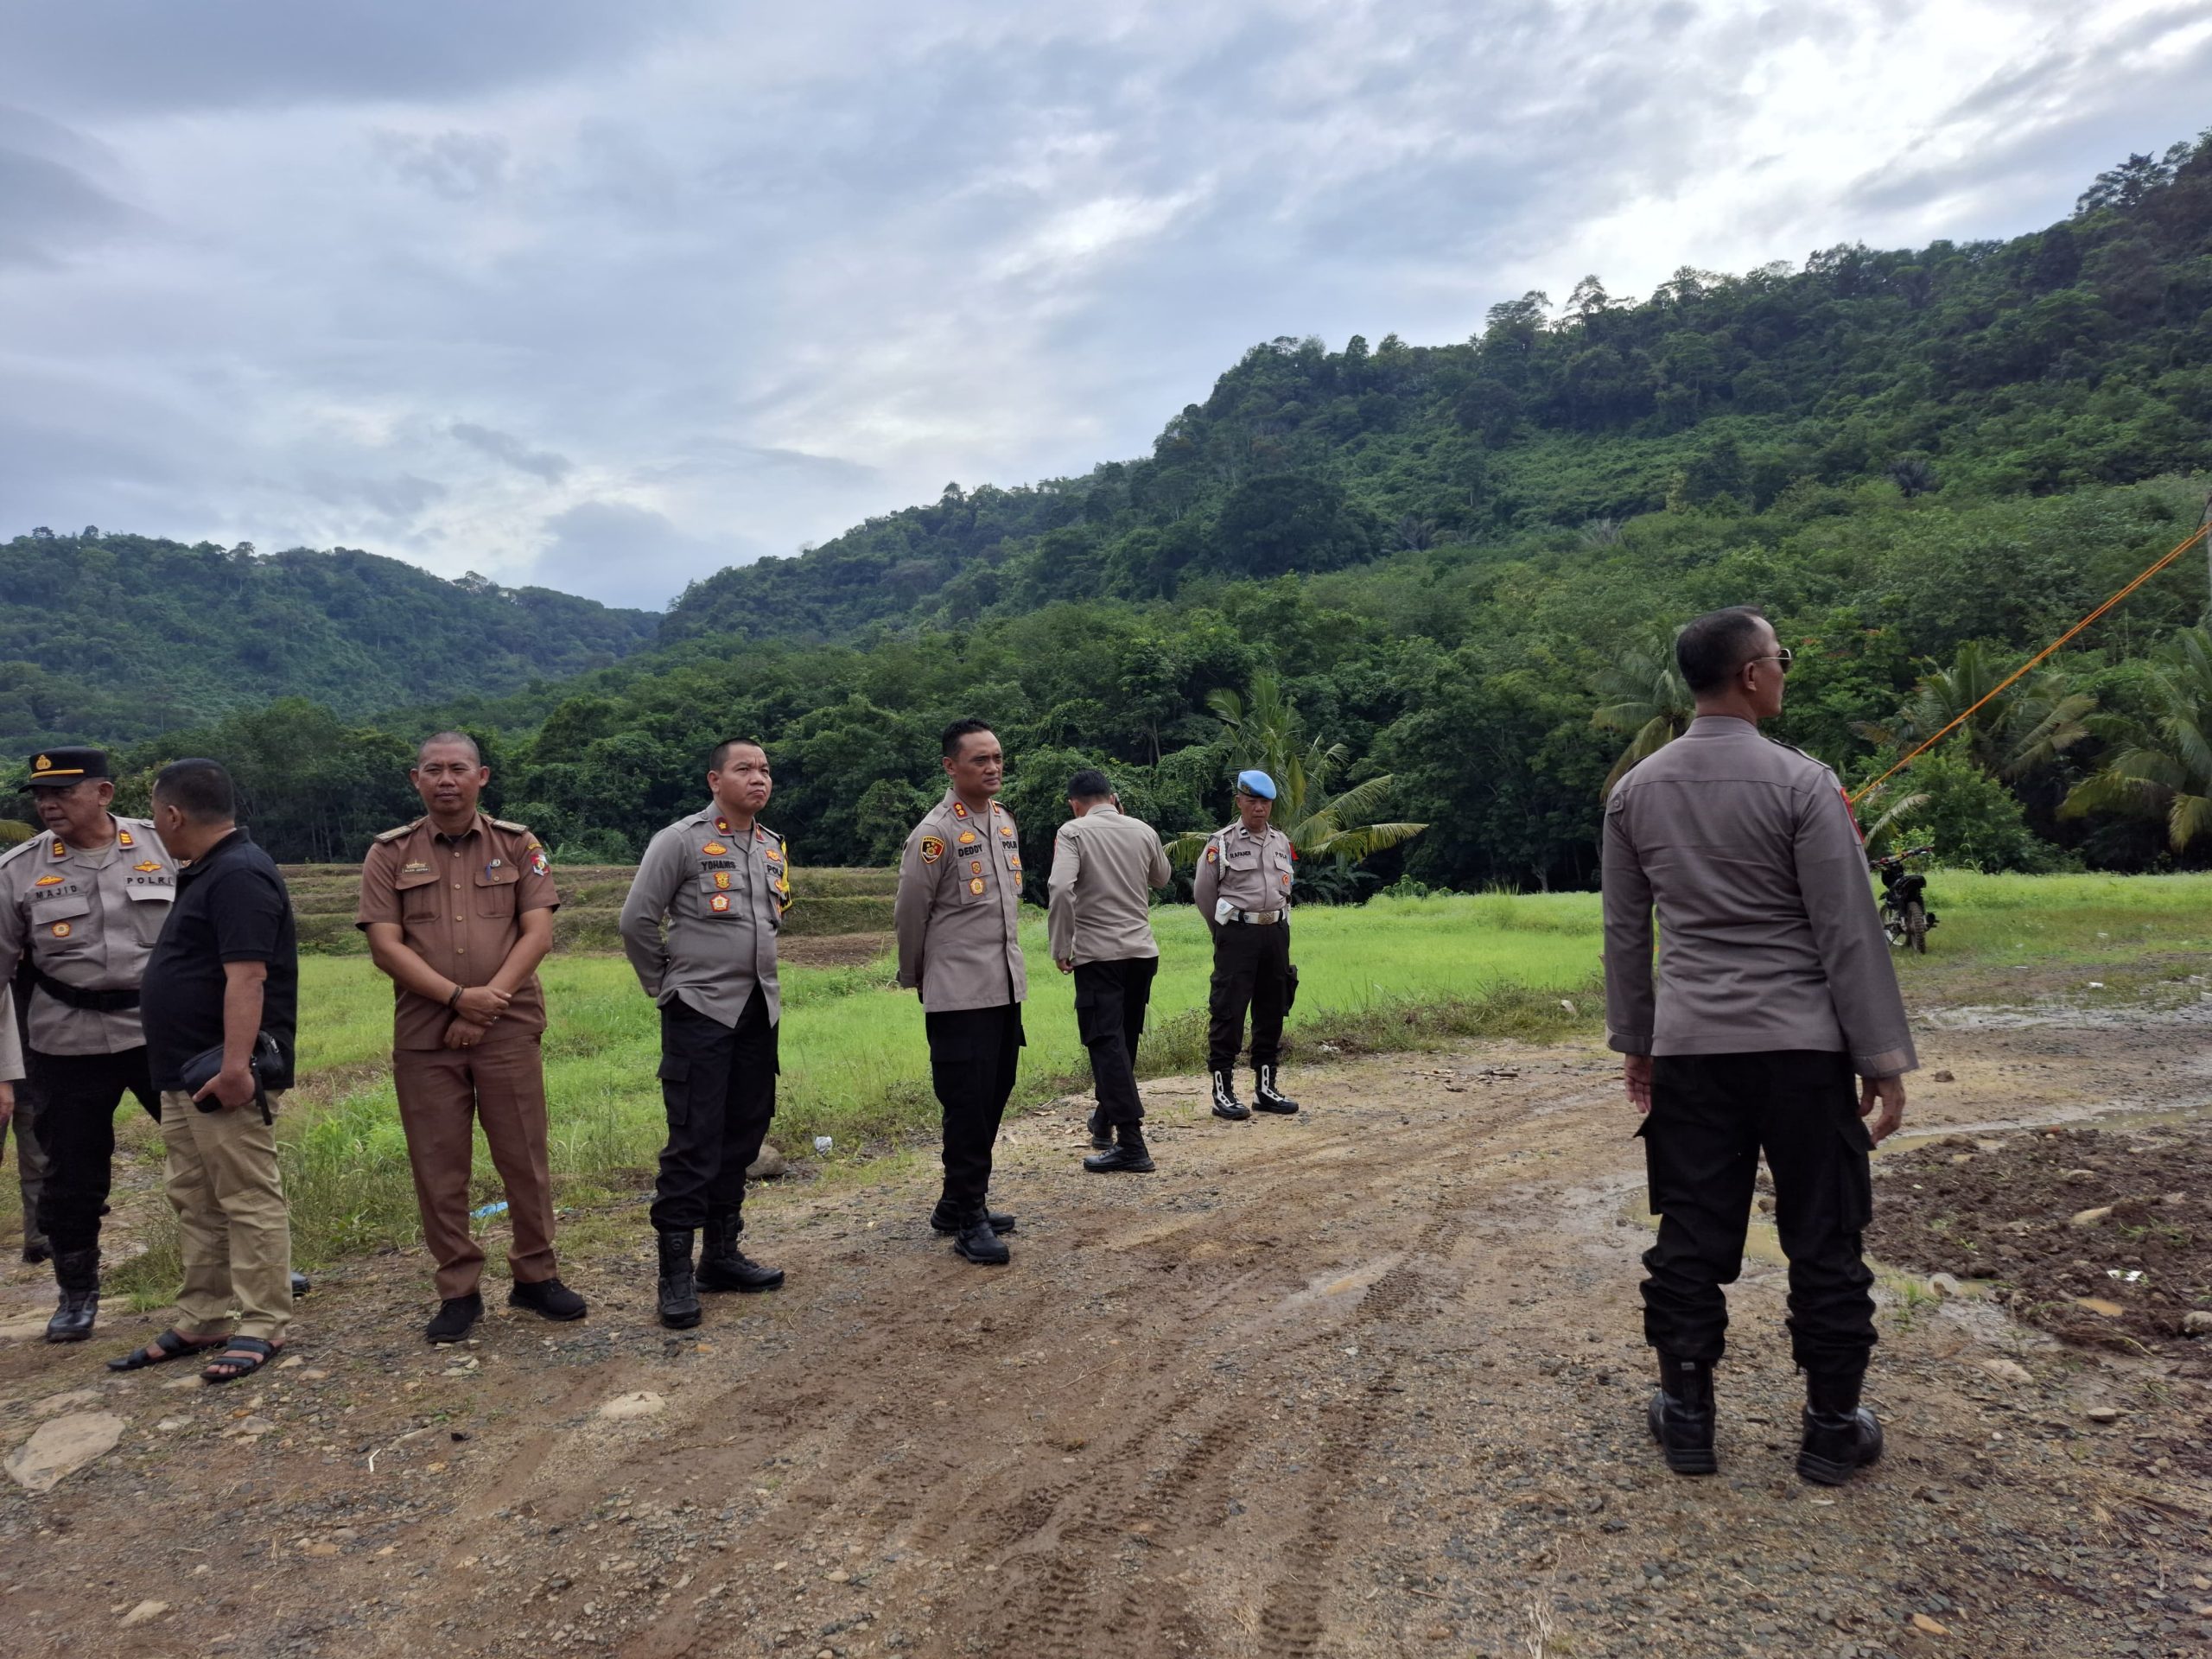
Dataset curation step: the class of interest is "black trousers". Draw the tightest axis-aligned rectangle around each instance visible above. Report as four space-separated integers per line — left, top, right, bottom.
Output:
652 991 778 1232
925 1003 1024 1212
1638 1050 1877 1376
1206 921 1290 1073
27 1046 159 1255
1074 957 1157 1128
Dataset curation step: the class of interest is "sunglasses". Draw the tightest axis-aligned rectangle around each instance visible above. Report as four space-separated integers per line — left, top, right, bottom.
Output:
1746 647 1793 675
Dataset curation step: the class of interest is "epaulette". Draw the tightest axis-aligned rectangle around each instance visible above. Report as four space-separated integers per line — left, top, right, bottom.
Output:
0 834 45 870
490 817 531 835
372 818 424 843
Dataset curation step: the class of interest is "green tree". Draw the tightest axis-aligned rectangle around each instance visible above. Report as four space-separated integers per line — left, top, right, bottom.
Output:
1590 622 1694 791
2062 627 2212 852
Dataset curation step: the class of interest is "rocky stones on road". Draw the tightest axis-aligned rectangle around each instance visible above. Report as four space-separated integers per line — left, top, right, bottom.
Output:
2182 1311 2212 1336
748 1142 787 1179
31 1388 106 1417
2068 1205 2114 1228
2085 1406 2120 1423
597 1391 667 1421
118 1600 168 1626
1975 1357 2034 1386
7 1412 126 1492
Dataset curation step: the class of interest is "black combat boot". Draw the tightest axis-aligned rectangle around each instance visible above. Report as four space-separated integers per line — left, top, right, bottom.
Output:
950 1209 1010 1266
46 1246 99 1343
1210 1069 1250 1121
697 1209 785 1292
656 1229 702 1329
930 1199 1016 1235
1797 1370 1884 1486
1086 1105 1112 1150
1647 1351 1718 1475
1252 1064 1300 1115
1084 1123 1156 1174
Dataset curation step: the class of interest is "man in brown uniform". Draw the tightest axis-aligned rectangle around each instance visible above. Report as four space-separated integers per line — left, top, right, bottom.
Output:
0 747 174 1339
1192 770 1300 1122
359 732 585 1343
1604 607 1912 1487
894 718 1026 1266
1047 769 1172 1173
619 739 791 1330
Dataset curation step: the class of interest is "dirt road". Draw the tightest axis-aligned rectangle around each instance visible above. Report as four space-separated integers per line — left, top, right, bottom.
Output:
3 996 2209 1658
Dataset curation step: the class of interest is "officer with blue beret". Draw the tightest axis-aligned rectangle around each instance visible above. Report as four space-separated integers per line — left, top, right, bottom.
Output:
1191 770 1300 1121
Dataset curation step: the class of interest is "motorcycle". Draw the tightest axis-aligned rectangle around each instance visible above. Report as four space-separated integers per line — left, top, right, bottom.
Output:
1871 844 1938 954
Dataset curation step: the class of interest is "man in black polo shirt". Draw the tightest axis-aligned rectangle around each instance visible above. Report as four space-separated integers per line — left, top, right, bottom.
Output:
123 759 298 1384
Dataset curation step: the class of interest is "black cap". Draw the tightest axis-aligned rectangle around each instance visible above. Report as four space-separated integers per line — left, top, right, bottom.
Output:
26 747 111 787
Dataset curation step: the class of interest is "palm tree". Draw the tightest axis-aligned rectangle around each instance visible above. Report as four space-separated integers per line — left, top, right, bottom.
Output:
1591 622 1694 792
1854 641 2095 781
2061 626 2212 852
1166 671 1427 872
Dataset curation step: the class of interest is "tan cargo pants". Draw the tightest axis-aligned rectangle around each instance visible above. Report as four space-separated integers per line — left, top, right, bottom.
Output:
159 1089 293 1343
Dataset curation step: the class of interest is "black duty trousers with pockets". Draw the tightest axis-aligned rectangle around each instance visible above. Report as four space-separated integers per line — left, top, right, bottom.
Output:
652 990 778 1233
1205 921 1290 1074
1073 957 1158 1128
29 1046 158 1255
925 1003 1024 1213
1638 1049 1877 1377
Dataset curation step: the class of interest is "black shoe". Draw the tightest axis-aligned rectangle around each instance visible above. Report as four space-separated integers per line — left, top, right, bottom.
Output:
1252 1064 1300 1115
697 1211 784 1292
1086 1106 1112 1151
929 1203 1016 1235
509 1277 588 1320
22 1241 51 1267
1647 1352 1718 1476
1084 1141 1156 1174
290 1269 311 1299
44 1247 99 1343
951 1215 1010 1266
1210 1070 1250 1122
657 1229 702 1329
1798 1371 1884 1486
425 1291 483 1344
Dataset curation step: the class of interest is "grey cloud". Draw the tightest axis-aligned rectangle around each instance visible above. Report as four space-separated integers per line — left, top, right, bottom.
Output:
450 423 572 483
531 501 746 607
375 130 512 201
0 106 140 266
301 472 449 519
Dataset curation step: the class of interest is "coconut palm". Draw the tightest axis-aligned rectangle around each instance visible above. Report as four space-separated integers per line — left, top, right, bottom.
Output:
2061 626 2212 851
1591 622 1694 792
1854 641 2095 780
1165 671 1426 872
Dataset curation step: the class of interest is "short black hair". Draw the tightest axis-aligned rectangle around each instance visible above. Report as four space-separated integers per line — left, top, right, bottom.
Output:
941 717 995 759
416 730 483 766
152 758 235 823
708 738 767 772
1066 768 1113 802
1675 607 1770 694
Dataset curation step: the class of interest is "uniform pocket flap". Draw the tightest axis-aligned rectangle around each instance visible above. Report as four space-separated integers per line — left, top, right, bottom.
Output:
29 891 92 922
392 866 440 891
657 1055 691 1083
474 865 519 887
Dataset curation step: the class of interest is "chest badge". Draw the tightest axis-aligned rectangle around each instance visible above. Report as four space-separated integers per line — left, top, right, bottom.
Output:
709 893 731 913
919 836 944 864
132 861 162 874
714 871 731 890
957 830 978 845
969 877 986 895
1009 856 1022 873
402 860 430 874
969 859 983 874
702 841 728 856
50 922 72 938
33 874 62 887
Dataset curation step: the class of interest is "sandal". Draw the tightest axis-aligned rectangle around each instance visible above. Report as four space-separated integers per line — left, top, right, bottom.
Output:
107 1329 226 1373
200 1335 283 1384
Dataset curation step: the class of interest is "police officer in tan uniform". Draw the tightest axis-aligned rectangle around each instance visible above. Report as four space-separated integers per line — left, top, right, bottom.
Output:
1604 607 1912 1488
359 732 585 1344
1192 770 1300 1122
620 739 792 1329
894 719 1026 1266
0 747 175 1339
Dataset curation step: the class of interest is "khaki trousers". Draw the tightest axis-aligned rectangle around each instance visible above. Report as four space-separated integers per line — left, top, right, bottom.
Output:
5 1090 50 1255
159 1090 294 1343
393 1035 558 1300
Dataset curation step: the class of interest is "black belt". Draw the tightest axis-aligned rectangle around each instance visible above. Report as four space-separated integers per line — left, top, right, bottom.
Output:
29 966 140 1014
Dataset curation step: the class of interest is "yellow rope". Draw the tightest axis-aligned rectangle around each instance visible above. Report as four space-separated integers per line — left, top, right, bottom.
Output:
1849 520 2210 805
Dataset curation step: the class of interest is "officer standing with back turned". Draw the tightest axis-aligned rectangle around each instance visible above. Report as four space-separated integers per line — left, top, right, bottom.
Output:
0 747 173 1340
1192 769 1301 1122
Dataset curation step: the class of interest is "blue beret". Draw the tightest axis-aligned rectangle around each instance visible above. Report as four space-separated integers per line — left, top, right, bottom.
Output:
1235 769 1277 801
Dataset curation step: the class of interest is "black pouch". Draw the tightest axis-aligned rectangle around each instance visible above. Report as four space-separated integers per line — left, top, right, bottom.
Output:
180 1031 281 1124
1284 963 1300 1013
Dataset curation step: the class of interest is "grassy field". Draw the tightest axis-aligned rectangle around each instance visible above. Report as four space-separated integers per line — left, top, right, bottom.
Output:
11 873 2211 1294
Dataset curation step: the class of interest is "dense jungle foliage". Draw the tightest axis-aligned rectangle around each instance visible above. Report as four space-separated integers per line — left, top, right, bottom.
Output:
6 136 2212 889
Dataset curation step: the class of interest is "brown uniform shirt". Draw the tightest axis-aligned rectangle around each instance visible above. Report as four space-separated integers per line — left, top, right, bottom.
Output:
1191 819 1295 921
0 816 176 1055
356 814 560 1050
894 791 1027 1013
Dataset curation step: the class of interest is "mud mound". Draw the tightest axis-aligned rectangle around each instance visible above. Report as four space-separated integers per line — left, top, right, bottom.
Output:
1869 1122 2212 1369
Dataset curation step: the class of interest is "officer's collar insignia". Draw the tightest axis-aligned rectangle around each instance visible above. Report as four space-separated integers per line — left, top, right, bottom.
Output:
715 817 731 834
33 874 62 886
402 860 429 874
920 836 944 863
950 801 969 818
49 838 67 859
702 841 728 855
753 826 767 842
132 861 161 874
117 830 134 848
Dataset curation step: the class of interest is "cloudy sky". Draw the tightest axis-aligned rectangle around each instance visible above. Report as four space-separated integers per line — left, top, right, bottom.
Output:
3 2 2206 609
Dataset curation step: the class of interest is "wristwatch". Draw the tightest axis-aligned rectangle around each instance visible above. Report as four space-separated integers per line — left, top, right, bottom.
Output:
445 985 463 1010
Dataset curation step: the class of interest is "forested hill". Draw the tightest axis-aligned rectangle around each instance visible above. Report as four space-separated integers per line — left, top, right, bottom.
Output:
666 138 2212 644
0 535 658 747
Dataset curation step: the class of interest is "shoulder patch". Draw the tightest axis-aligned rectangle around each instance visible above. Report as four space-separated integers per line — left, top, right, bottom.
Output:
372 819 423 843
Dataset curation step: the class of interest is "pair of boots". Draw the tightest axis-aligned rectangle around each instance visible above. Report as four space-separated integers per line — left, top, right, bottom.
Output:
1649 1353 1884 1484
656 1211 783 1329
1211 1065 1298 1122
1084 1118 1154 1173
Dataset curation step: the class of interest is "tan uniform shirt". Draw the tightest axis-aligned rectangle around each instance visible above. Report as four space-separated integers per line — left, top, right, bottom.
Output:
0 987 21 1082
894 791 1027 1012
1191 820 1296 920
619 805 790 1027
1046 804 1172 966
357 815 560 1051
0 817 175 1054
1602 715 1917 1077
